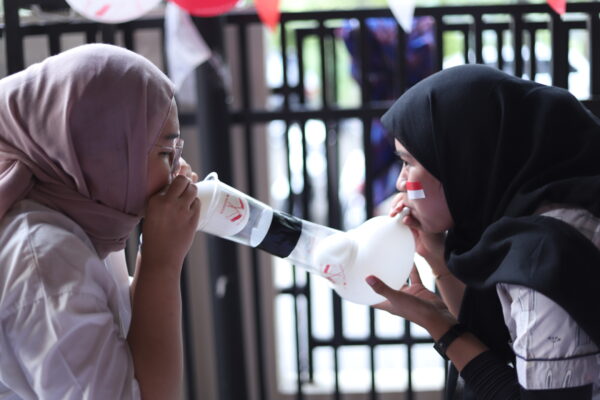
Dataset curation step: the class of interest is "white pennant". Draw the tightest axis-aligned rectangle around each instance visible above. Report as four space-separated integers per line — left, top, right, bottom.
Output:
165 2 212 92
387 0 416 33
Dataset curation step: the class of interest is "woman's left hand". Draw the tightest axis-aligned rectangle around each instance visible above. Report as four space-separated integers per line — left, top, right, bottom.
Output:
366 266 458 334
176 157 199 183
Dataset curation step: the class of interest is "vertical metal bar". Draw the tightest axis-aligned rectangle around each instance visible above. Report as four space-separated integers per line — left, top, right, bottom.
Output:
4 0 25 74
550 11 569 88
588 12 600 97
405 320 414 400
296 31 306 105
473 13 484 64
529 29 537 80
318 21 329 109
332 296 342 400
101 24 116 44
85 26 97 43
330 33 339 106
193 15 248 400
358 18 374 218
180 266 198 400
280 16 291 114
292 273 305 400
434 15 444 72
369 308 377 400
48 30 61 56
279 16 296 216
496 28 504 70
123 24 134 50
511 13 524 77
462 28 469 64
324 124 342 228
278 17 305 400
237 21 267 400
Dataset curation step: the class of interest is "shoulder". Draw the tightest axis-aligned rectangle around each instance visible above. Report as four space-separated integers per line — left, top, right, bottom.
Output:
0 200 109 315
454 214 600 282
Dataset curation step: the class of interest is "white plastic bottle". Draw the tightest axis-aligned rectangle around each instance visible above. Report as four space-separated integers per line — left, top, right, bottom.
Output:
194 172 415 305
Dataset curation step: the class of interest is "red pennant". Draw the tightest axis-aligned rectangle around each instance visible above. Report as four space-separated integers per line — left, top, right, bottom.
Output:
547 0 566 15
169 0 238 17
255 0 280 31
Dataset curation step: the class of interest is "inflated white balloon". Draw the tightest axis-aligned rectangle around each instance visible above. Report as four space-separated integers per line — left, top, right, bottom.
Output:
66 0 162 23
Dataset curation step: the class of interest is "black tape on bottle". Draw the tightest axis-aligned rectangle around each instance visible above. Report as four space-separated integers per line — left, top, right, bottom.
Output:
256 211 302 258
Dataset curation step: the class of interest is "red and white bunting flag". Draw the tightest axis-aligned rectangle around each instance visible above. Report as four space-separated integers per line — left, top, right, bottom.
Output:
547 0 566 15
256 0 281 31
406 181 425 200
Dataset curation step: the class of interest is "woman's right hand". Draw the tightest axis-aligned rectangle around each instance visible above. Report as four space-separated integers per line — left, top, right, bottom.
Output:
141 175 200 271
389 191 447 271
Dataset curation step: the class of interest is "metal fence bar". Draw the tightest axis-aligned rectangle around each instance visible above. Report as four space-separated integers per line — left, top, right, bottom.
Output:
192 15 249 400
550 12 568 88
589 12 600 98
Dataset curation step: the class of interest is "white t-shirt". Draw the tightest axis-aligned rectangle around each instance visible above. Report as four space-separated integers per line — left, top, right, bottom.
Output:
497 207 600 394
0 200 140 399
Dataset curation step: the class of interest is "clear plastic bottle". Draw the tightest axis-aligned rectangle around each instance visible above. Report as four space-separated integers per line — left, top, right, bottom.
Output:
195 172 415 305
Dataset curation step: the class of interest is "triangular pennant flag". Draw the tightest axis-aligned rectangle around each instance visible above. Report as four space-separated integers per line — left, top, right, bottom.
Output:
164 2 212 91
256 0 280 31
547 0 567 15
387 0 416 33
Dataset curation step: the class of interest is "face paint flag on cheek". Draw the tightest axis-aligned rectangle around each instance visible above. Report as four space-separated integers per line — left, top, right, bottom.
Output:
406 181 426 199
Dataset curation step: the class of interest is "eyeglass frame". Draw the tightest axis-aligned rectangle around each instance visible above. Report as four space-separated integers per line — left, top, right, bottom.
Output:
154 137 184 176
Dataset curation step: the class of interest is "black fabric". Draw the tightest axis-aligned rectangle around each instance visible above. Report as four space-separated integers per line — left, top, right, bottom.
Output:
381 64 600 255
453 215 600 349
380 64 600 393
256 210 302 258
460 350 593 400
460 351 520 400
520 384 593 400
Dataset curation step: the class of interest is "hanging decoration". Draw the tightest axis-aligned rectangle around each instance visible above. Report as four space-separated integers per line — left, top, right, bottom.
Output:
387 0 416 33
164 2 212 92
168 0 238 17
255 0 281 31
547 0 567 15
65 0 162 23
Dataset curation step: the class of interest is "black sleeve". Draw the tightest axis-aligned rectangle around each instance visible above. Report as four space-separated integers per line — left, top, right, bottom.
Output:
460 351 593 400
459 351 520 400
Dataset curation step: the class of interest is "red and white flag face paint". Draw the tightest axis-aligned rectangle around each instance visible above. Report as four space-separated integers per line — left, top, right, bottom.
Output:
406 181 426 200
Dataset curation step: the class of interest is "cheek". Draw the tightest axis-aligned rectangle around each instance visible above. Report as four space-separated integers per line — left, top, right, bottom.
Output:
145 156 171 197
423 187 453 231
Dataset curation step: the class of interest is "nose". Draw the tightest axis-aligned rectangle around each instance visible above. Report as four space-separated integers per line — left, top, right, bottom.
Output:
396 164 408 191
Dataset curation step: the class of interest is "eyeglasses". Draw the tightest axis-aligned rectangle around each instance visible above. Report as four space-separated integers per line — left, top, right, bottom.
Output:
155 137 184 176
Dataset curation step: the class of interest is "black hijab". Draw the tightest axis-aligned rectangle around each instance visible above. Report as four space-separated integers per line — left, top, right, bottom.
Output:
381 64 600 359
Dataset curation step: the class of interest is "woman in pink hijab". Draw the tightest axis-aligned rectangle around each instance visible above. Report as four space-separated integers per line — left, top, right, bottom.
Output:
0 44 200 399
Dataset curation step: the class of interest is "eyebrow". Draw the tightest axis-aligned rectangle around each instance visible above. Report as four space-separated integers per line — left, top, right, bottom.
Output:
394 150 413 160
162 132 181 141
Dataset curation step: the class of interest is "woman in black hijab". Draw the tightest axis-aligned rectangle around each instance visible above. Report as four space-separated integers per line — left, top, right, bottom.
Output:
365 64 600 399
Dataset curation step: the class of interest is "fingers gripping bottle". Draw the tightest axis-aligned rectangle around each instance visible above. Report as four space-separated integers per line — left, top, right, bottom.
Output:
195 172 415 305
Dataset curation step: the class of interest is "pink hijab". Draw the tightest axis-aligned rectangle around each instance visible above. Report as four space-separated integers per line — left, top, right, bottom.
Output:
0 44 175 258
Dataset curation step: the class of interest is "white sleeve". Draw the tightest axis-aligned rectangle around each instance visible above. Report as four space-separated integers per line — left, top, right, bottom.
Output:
1 227 141 400
497 283 600 390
